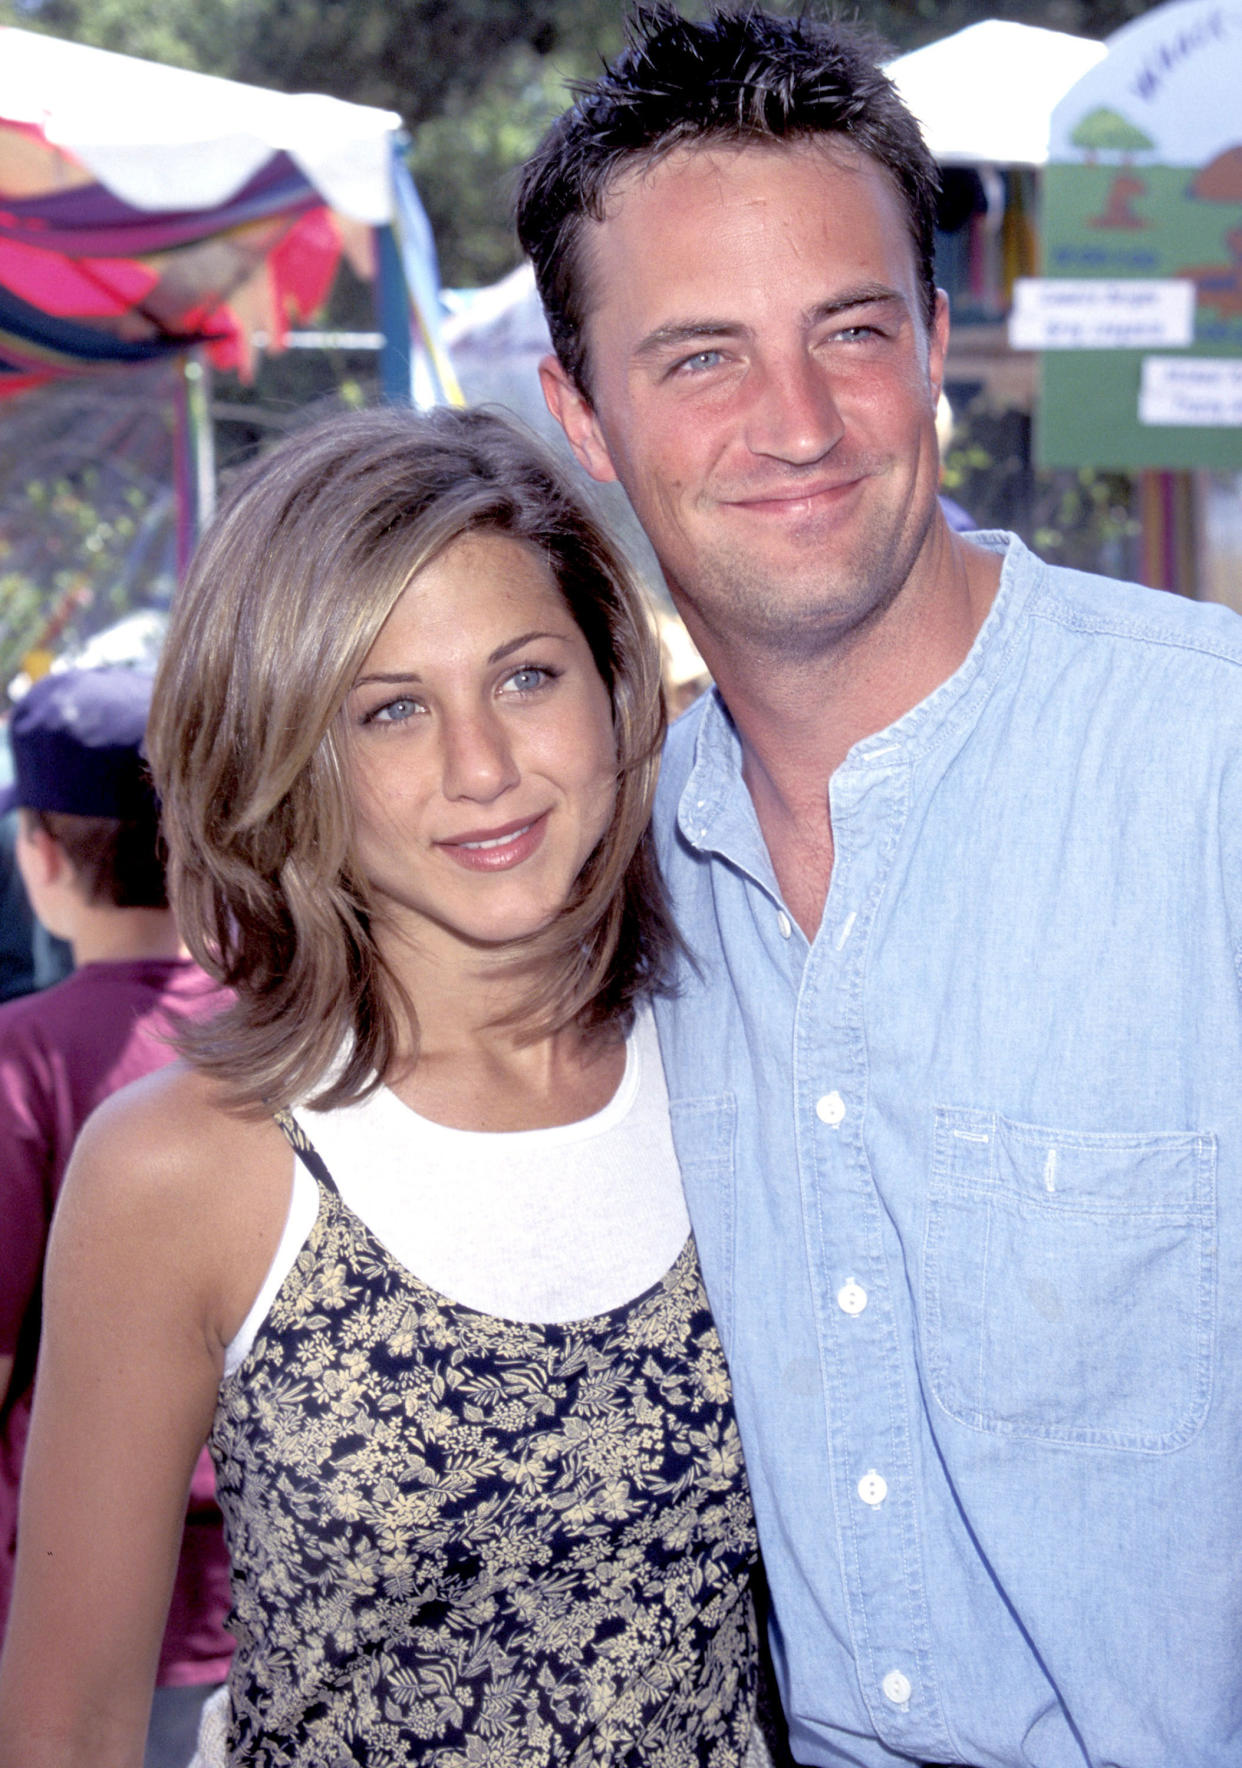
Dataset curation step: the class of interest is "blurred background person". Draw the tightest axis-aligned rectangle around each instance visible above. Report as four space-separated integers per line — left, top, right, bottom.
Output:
0 666 232 1768
0 804 70 1007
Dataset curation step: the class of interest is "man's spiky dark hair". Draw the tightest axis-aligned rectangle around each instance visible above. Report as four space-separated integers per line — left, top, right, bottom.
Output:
516 5 941 395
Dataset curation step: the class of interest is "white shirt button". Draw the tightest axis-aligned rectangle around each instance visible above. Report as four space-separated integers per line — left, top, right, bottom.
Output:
837 1280 868 1316
776 910 792 940
857 1470 888 1508
815 1091 846 1126
882 1669 912 1706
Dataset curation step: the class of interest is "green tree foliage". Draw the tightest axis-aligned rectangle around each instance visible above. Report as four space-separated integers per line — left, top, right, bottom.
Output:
0 0 1167 284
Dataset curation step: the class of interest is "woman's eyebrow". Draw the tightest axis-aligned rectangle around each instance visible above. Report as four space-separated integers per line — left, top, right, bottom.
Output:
353 669 422 688
352 630 573 689
489 629 574 664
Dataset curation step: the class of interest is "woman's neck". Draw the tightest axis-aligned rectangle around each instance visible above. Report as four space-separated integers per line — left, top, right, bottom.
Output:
387 1019 625 1133
377 929 626 1133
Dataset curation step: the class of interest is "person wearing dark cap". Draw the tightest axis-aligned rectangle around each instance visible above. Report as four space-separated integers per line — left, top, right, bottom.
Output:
0 667 233 1768
0 807 70 1005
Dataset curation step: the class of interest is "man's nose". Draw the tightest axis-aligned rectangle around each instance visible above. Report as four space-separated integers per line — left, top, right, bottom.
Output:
743 352 844 465
440 707 520 802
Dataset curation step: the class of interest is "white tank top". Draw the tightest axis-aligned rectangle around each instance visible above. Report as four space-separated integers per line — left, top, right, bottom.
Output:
223 1005 688 1374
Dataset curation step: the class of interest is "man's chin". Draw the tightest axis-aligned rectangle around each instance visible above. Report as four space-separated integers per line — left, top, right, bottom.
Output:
674 541 910 660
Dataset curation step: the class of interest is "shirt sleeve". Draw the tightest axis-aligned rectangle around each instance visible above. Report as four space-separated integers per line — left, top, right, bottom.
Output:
0 1021 57 1357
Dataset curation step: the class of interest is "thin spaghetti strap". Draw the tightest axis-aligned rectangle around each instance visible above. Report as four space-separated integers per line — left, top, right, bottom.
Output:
273 1107 341 1197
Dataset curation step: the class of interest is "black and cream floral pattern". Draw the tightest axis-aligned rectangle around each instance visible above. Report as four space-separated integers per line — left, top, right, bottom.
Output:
209 1114 757 1766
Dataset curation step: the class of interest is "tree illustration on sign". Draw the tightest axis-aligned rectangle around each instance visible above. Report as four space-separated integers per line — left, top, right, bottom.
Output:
1182 148 1242 321
1071 108 1155 164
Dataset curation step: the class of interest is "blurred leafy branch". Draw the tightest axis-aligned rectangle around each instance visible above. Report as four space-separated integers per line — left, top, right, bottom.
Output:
942 395 1138 576
0 471 171 688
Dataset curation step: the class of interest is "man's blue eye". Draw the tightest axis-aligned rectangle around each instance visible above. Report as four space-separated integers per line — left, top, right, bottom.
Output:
679 350 723 373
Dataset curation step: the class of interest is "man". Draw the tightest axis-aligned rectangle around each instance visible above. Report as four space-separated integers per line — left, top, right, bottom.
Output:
518 10 1242 1767
0 668 233 1767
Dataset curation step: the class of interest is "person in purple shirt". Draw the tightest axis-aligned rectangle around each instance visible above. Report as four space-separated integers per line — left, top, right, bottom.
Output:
518 9 1242 1766
0 668 232 1767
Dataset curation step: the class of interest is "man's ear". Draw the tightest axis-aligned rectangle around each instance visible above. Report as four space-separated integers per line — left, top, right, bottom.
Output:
928 288 950 407
13 812 63 890
538 354 619 485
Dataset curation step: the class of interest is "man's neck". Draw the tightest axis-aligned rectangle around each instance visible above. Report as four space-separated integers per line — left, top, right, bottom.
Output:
691 531 1003 936
68 907 187 967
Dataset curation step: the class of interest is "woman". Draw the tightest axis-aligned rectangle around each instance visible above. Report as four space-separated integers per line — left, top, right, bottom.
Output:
0 408 759 1767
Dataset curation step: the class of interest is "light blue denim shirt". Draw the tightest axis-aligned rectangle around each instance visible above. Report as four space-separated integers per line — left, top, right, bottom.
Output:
653 534 1242 1768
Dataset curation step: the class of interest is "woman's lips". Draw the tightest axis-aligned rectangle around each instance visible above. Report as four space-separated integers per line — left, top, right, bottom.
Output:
436 811 549 872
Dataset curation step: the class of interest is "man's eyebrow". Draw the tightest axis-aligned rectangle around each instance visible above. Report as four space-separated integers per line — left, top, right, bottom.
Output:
632 286 910 361
632 320 744 361
805 284 908 324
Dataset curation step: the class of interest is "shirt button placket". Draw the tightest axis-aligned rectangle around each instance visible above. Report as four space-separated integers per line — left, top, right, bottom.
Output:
882 1669 913 1708
816 1090 846 1127
795 803 952 1762
857 1470 889 1509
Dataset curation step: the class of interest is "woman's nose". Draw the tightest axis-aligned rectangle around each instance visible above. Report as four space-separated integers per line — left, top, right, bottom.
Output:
439 707 520 802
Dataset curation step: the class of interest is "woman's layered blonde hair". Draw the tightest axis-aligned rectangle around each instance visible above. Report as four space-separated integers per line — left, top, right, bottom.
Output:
148 405 673 1111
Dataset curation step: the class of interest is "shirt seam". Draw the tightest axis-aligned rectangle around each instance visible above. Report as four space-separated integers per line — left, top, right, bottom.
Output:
1029 593 1242 668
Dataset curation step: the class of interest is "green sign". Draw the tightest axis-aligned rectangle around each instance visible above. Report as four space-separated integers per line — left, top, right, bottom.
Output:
1036 0 1242 469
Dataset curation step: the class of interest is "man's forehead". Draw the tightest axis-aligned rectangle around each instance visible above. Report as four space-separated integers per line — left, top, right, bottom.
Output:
565 131 923 398
595 133 882 223
576 133 914 331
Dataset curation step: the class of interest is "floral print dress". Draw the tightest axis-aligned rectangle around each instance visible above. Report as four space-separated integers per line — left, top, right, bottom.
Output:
208 1112 758 1766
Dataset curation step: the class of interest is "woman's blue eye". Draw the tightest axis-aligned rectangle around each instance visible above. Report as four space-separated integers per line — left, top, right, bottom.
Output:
370 697 419 724
503 667 549 694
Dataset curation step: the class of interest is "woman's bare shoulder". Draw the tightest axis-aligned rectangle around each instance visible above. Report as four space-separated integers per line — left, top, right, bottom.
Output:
80 1060 284 1186
64 1061 295 1347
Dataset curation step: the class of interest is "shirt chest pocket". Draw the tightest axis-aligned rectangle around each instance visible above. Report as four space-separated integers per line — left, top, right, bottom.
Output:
922 1107 1216 1453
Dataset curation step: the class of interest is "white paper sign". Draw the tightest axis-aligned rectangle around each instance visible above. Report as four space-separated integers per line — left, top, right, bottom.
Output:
1009 278 1195 350
1139 356 1242 426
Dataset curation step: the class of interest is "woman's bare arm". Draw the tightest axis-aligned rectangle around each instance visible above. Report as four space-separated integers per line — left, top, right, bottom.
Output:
0 1066 290 1768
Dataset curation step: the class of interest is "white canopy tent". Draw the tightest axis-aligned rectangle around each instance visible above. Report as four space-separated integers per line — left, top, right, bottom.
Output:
887 20 1108 167
0 26 401 223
